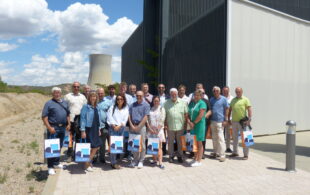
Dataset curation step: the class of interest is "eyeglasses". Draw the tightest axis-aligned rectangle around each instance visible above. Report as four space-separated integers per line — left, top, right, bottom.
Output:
73 86 80 88
136 95 143 97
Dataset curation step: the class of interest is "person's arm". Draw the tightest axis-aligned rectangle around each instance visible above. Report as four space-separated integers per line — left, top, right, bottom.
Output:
80 105 87 139
137 115 148 131
107 106 117 129
228 107 232 124
42 116 55 134
191 109 205 128
222 107 229 127
206 110 212 119
66 116 70 131
247 106 252 125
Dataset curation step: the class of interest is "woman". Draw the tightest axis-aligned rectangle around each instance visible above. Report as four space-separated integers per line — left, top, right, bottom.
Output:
147 96 166 169
80 91 103 172
107 94 129 169
188 90 207 167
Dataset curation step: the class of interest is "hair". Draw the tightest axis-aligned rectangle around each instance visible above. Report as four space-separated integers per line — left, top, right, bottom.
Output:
72 81 80 86
141 83 149 88
51 87 62 93
178 84 186 90
151 96 160 108
87 91 98 107
129 84 136 88
194 89 203 96
213 86 221 92
113 94 127 115
158 83 165 87
170 88 178 94
223 86 230 90
196 83 203 88
108 85 115 90
120 82 128 87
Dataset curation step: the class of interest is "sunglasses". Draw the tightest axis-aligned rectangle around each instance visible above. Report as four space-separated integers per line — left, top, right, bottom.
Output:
73 86 80 88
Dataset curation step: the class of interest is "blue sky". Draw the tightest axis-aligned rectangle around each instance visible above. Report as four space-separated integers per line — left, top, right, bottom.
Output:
0 0 143 86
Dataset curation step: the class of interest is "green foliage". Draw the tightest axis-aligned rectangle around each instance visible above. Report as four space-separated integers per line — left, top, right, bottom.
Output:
15 168 22 173
0 77 47 94
95 82 120 95
0 172 8 184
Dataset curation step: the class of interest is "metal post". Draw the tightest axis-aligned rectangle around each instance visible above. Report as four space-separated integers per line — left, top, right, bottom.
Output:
286 120 296 172
44 131 47 164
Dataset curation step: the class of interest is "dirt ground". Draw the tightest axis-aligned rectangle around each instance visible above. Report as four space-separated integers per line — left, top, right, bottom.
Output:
0 93 50 194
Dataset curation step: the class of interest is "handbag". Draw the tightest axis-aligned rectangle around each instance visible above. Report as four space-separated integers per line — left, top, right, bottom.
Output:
241 126 254 147
147 137 160 155
44 133 61 158
128 134 142 152
109 136 124 154
75 139 90 162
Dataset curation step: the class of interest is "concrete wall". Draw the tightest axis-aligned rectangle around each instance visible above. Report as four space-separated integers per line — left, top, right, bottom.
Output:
228 0 310 134
88 54 112 89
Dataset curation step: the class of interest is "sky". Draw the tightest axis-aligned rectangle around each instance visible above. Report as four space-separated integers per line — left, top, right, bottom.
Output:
0 0 143 86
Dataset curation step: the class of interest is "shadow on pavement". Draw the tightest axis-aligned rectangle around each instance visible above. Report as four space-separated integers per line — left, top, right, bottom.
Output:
65 163 87 174
251 143 310 157
266 167 286 172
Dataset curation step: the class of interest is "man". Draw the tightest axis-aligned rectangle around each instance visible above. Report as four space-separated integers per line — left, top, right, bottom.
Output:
178 84 189 104
164 88 188 163
129 84 137 102
188 83 209 104
157 83 169 106
97 88 112 164
128 91 150 168
82 85 91 99
209 86 229 162
228 87 252 160
222 86 234 153
42 87 70 175
119 82 134 106
141 83 153 104
104 85 116 103
64 82 87 162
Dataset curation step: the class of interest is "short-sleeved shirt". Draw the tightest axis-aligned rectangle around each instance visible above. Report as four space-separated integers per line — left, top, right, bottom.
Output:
42 99 70 125
230 96 251 122
189 99 206 132
210 95 229 122
97 98 112 128
164 98 188 131
129 101 150 124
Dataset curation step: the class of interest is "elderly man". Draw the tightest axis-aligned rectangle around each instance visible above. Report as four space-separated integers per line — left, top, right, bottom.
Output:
188 83 209 103
228 87 252 160
64 82 87 162
129 84 137 102
222 86 234 153
128 91 150 168
42 87 70 175
97 88 112 164
119 82 134 106
210 86 229 162
141 83 153 104
164 88 188 163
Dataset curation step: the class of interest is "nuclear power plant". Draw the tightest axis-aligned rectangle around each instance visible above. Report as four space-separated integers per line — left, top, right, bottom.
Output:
87 54 112 89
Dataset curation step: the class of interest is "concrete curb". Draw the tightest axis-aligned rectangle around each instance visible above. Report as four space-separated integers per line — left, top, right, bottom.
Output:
41 169 60 195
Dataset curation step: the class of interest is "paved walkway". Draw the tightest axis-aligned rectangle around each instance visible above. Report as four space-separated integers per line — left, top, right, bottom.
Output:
49 140 310 195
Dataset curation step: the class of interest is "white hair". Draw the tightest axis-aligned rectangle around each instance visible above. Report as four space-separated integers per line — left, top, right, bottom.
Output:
52 87 62 93
170 88 178 94
213 86 221 92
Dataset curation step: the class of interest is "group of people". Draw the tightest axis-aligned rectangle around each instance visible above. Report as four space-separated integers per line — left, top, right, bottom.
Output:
42 81 252 175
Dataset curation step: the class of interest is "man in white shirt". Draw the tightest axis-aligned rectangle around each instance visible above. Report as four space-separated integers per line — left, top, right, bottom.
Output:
188 83 209 104
64 81 87 162
104 85 116 103
141 83 153 105
119 82 134 106
178 84 189 104
222 86 234 153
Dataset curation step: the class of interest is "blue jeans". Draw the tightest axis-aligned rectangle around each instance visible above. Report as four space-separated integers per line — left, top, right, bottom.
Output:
109 127 124 165
47 126 65 168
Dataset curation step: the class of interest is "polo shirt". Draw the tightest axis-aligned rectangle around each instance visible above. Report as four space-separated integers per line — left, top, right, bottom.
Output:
164 98 188 131
210 95 229 122
129 101 150 124
230 96 251 122
42 99 69 125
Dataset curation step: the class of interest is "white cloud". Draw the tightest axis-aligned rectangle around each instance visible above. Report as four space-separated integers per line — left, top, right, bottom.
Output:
111 56 121 73
17 38 27 44
0 43 18 52
0 61 14 80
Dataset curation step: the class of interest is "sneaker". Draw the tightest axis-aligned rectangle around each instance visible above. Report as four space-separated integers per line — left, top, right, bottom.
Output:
150 159 157 164
219 157 226 162
66 156 73 163
48 168 56 175
86 166 93 172
111 164 121 169
54 164 64 169
189 160 196 165
177 157 184 163
229 153 239 157
129 162 136 168
137 162 143 169
169 157 174 163
159 164 165 169
242 156 248 160
191 161 202 167
209 153 219 159
225 148 233 153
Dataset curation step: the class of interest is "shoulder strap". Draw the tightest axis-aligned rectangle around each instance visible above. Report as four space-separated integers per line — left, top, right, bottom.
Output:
52 99 70 115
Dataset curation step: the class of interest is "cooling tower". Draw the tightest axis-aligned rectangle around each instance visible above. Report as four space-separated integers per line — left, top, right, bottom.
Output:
87 54 112 89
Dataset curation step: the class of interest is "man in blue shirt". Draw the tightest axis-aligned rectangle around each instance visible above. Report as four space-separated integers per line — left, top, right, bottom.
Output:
42 87 70 175
129 84 137 102
210 86 229 162
96 88 112 164
128 91 150 169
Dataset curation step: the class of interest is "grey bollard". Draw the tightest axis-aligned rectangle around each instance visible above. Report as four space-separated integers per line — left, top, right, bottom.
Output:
286 120 296 172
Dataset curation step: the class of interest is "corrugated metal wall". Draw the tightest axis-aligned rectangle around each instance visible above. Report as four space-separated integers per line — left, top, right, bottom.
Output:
229 0 310 134
163 2 227 95
250 0 310 21
169 0 225 36
121 24 144 85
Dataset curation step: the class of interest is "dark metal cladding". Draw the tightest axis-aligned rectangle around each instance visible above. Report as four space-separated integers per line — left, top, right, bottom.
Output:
250 0 310 21
121 24 144 86
162 2 227 96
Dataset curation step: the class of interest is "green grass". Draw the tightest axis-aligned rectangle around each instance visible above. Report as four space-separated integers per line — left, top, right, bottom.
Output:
26 162 32 168
11 139 20 144
28 140 39 151
26 170 35 181
15 168 22 173
0 172 8 184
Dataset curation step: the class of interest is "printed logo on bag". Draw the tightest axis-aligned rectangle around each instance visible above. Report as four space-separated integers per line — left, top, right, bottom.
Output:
110 136 124 154
44 139 61 158
128 134 141 152
147 138 159 155
75 143 90 162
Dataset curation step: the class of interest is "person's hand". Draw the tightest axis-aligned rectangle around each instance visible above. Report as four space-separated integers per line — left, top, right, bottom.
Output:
189 122 194 129
66 124 71 131
81 131 86 139
48 127 56 134
99 129 101 136
222 121 228 127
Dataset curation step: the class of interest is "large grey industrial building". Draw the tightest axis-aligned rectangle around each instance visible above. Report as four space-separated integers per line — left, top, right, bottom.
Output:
122 0 310 135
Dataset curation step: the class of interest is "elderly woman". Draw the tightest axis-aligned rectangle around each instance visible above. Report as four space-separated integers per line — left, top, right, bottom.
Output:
107 94 129 169
188 90 207 167
80 91 103 172
147 96 166 169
